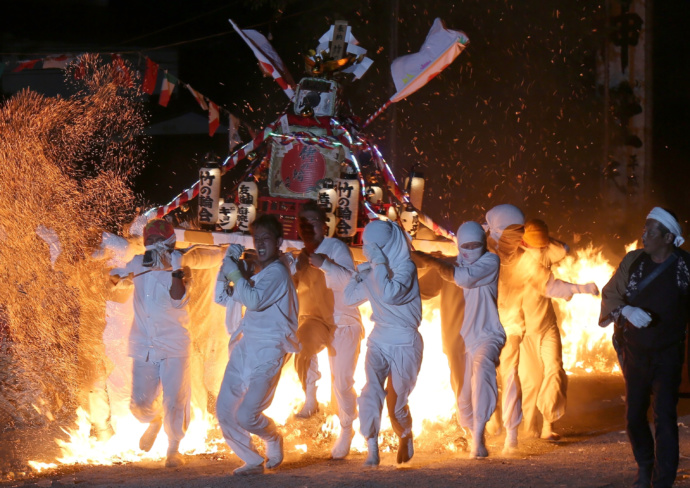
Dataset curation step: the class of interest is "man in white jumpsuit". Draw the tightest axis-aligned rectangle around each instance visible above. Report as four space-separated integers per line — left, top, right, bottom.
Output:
285 201 364 459
516 219 599 440
414 222 505 457
484 204 527 452
485 207 598 449
110 219 222 467
344 220 422 466
215 215 299 475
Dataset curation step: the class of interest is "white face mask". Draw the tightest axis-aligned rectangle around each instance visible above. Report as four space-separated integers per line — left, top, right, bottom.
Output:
458 247 484 265
143 236 175 268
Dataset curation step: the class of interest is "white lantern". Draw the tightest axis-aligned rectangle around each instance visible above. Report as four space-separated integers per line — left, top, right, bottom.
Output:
335 173 360 238
317 178 337 213
403 171 425 210
386 204 399 222
218 202 238 231
366 184 383 205
400 204 419 238
237 203 257 232
198 160 221 225
238 176 259 206
324 212 337 237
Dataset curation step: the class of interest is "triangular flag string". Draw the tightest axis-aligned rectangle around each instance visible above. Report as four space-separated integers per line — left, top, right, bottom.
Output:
4 50 252 142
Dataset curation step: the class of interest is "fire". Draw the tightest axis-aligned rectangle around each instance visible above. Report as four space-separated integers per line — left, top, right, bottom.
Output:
28 244 628 472
552 245 626 374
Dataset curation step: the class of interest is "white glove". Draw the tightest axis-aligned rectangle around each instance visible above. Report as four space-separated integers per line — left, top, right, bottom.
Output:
574 282 599 296
171 251 183 271
622 305 652 328
354 262 371 283
221 257 239 278
364 243 387 266
225 244 245 262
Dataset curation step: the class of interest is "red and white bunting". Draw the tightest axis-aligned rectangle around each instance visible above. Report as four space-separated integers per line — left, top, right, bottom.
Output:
142 58 159 95
13 59 40 72
186 84 209 110
42 55 72 69
209 101 220 137
158 72 176 107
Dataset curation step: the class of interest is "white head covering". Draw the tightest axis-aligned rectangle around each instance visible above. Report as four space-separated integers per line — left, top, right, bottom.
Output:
484 204 525 242
457 221 487 246
647 207 685 247
362 219 410 265
457 221 486 265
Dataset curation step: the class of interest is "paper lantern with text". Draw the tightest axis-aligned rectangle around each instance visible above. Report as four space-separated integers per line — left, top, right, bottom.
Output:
237 203 257 232
335 173 360 238
218 202 238 231
317 178 338 213
400 204 420 238
403 171 425 210
198 158 221 225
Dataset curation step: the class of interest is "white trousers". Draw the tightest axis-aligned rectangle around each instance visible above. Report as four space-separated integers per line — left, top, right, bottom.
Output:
216 338 286 466
358 333 423 439
457 338 503 433
130 356 191 443
499 334 524 431
296 321 362 428
519 326 568 432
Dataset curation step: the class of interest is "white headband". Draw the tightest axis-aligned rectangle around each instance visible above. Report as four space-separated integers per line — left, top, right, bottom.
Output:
647 207 685 247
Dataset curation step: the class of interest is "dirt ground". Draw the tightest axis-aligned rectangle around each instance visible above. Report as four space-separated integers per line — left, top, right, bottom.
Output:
3 374 690 488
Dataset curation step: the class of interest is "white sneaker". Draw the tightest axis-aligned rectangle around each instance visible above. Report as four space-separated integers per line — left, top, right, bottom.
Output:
139 418 162 452
364 437 380 467
265 434 284 469
331 427 355 459
233 463 264 475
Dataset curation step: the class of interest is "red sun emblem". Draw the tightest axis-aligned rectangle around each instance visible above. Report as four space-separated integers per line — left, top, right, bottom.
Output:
281 144 327 194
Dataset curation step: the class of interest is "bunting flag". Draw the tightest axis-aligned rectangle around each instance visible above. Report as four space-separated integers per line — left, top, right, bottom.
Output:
229 114 242 151
186 84 208 110
142 58 159 95
362 18 469 128
229 18 296 99
74 57 86 79
111 54 133 87
158 72 176 107
13 59 40 72
209 101 220 136
42 55 72 69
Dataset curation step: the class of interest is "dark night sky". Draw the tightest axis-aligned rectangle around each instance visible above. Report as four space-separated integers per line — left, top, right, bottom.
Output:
1 0 688 248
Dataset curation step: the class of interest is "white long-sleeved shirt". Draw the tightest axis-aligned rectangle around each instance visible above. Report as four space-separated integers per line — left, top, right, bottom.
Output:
111 246 223 361
112 255 190 361
449 251 506 351
344 259 422 346
288 237 362 331
229 259 300 354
